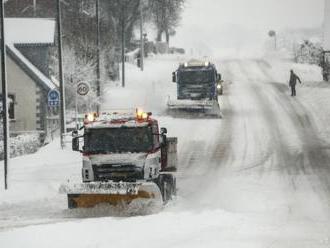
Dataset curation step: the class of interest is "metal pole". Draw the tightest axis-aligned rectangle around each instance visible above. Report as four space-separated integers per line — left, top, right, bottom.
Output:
73 76 78 130
139 1 144 71
0 0 9 190
33 0 36 17
121 2 125 88
56 0 66 148
274 35 277 50
96 0 101 112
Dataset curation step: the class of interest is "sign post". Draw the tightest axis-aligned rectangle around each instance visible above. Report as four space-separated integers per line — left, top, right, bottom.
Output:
75 82 90 128
48 89 60 107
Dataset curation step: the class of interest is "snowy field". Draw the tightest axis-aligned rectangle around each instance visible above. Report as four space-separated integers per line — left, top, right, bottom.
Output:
1 54 330 248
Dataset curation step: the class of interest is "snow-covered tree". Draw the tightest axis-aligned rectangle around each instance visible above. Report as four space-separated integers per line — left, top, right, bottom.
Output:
149 0 185 44
50 46 98 112
294 40 323 65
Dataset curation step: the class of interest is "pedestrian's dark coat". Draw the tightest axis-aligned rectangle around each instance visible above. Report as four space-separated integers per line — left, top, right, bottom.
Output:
289 72 302 86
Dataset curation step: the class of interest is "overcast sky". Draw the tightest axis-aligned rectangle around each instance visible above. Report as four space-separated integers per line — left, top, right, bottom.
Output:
171 0 325 57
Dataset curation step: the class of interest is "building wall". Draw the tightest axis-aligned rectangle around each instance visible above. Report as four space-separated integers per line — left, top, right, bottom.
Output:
0 55 39 132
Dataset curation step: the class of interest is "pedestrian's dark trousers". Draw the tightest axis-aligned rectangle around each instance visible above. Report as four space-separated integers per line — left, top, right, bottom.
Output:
291 86 296 96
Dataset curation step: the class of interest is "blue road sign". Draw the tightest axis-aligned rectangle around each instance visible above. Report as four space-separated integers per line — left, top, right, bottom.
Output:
48 89 60 107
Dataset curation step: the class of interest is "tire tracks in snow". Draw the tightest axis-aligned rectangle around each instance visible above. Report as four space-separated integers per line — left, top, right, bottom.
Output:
270 82 330 201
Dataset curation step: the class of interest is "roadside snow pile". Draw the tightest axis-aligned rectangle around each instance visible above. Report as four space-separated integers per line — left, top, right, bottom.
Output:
263 54 323 83
300 83 330 143
0 133 41 160
0 138 80 203
294 40 322 65
103 54 186 114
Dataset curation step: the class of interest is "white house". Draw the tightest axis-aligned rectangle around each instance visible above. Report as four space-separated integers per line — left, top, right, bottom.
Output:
0 18 58 136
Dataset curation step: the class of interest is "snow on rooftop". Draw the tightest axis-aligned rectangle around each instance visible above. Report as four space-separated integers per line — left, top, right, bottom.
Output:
5 18 55 44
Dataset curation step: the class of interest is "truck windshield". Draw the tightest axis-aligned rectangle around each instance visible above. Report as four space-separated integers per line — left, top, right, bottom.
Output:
179 69 215 84
84 126 153 153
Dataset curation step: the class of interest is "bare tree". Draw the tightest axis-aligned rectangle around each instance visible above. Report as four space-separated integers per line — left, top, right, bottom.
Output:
149 0 185 44
50 45 98 111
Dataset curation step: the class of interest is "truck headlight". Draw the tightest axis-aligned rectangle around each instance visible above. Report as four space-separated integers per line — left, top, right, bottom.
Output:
217 84 221 89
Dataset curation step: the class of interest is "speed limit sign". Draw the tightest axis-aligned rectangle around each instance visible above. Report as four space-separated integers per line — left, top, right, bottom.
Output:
77 82 90 96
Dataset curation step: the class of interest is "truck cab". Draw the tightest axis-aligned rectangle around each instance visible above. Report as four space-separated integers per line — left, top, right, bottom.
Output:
172 60 222 101
69 110 177 207
167 60 222 117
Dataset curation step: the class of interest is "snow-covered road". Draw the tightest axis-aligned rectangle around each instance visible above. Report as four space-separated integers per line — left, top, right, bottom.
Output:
1 56 330 247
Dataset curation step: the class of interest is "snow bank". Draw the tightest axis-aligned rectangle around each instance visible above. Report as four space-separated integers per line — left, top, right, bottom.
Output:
0 133 41 160
0 138 81 203
103 54 183 114
263 53 323 83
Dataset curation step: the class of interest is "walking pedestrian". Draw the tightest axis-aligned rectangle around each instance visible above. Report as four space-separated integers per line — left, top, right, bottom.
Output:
289 69 302 96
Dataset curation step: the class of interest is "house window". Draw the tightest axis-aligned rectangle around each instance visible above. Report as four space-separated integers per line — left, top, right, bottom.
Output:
8 94 15 119
0 94 15 119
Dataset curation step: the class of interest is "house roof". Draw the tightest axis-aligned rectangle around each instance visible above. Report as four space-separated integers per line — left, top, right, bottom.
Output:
7 44 57 90
4 18 58 90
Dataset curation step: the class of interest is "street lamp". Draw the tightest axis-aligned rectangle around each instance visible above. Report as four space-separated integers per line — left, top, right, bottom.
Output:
56 0 66 148
139 0 144 71
268 30 277 50
96 0 101 112
121 1 126 88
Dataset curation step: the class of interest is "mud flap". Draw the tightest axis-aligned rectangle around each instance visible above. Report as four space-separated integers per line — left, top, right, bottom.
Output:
156 174 176 204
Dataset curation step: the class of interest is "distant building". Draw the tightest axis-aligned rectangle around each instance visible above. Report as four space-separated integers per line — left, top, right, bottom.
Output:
0 18 58 136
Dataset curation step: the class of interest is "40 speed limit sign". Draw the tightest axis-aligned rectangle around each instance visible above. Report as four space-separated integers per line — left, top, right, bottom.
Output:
77 82 90 96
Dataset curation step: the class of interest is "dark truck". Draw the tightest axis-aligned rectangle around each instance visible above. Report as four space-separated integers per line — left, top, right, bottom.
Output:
167 60 222 117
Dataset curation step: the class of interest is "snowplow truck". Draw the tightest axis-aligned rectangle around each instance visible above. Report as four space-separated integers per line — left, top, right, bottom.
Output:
63 110 177 209
167 60 222 117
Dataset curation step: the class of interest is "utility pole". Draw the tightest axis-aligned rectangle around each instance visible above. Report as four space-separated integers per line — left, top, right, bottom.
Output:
0 0 9 190
139 0 144 71
33 0 37 17
56 0 66 148
121 2 125 88
96 0 101 112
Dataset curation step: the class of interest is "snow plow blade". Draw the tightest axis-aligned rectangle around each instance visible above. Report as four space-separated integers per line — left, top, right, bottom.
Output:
167 99 221 117
60 182 162 209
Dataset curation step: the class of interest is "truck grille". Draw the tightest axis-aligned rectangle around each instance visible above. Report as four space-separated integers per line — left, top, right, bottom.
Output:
92 164 144 182
178 85 213 100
